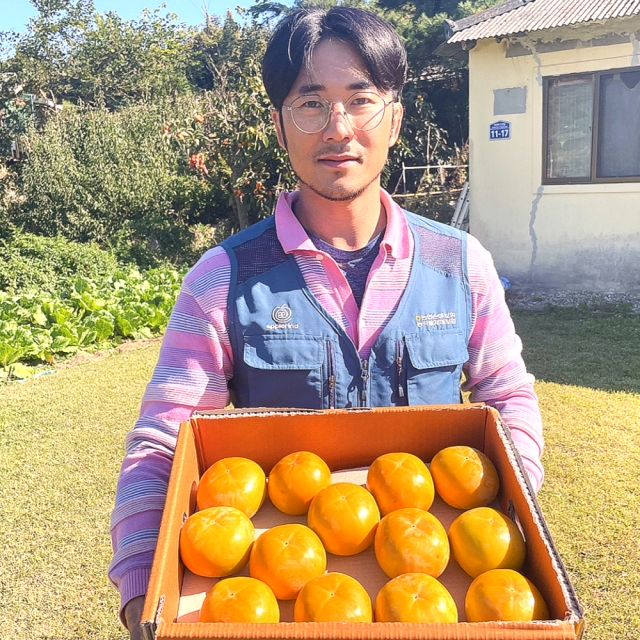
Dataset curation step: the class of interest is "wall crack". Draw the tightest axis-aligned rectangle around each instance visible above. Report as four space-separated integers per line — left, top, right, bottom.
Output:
519 37 543 86
528 186 544 279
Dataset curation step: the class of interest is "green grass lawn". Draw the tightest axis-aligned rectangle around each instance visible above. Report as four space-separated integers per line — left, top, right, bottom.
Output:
0 308 639 639
0 345 157 640
514 309 640 639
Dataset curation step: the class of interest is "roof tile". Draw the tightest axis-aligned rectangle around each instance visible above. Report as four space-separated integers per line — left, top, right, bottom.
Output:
448 0 640 42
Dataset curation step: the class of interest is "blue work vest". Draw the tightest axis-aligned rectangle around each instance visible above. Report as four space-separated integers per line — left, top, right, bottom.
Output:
221 210 471 409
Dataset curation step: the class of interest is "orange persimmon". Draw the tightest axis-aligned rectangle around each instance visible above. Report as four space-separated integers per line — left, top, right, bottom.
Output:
249 523 327 600
430 446 500 510
179 506 254 578
294 572 373 622
448 507 526 578
197 456 266 518
366 452 435 515
268 451 331 515
374 507 449 578
375 573 458 623
465 569 550 622
199 577 279 623
307 482 380 556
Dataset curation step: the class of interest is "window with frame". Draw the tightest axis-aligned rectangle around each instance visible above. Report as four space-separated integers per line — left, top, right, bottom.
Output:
543 67 640 183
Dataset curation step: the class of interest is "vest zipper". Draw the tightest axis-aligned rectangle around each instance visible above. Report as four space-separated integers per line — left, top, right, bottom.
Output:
360 359 369 406
326 340 336 409
396 339 405 400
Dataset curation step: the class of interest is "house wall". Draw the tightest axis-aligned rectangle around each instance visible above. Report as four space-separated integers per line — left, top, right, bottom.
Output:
468 29 640 291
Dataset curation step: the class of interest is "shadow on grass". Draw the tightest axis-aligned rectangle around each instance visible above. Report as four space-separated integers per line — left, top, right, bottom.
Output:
511 306 640 395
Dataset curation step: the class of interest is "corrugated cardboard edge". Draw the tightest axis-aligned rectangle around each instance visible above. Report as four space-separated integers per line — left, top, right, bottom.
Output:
152 619 577 639
487 407 585 638
192 404 484 417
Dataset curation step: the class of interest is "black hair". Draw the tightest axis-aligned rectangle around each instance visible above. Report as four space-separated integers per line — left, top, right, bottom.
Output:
262 7 407 110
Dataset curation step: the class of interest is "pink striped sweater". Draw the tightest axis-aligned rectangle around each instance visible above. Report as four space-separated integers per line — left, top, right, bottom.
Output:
109 189 544 620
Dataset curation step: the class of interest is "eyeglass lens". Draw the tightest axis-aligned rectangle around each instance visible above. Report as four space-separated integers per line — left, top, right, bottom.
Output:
289 92 388 133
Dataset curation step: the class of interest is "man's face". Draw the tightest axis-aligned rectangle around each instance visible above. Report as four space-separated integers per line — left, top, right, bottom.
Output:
272 38 403 202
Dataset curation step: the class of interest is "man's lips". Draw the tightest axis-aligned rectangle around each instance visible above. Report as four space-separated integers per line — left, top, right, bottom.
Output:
316 154 361 169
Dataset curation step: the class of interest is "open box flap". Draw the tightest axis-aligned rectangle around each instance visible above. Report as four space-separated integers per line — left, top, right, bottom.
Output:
142 417 199 640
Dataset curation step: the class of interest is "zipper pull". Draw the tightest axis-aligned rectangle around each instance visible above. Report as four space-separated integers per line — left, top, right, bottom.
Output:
361 360 369 406
326 340 336 409
396 340 405 399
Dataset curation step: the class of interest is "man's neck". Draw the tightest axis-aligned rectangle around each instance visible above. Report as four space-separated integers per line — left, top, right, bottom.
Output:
293 183 386 251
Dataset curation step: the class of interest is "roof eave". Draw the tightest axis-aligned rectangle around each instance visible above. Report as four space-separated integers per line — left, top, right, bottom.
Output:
436 0 531 58
449 0 534 34
434 39 476 60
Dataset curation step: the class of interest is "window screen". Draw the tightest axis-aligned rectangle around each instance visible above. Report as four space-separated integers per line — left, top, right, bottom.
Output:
546 76 593 180
544 68 640 183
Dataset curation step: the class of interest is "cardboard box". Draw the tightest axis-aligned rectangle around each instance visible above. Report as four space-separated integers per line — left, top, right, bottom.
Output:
142 404 584 640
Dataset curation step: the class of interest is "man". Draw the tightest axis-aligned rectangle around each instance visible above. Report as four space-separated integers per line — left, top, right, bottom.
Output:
109 7 544 638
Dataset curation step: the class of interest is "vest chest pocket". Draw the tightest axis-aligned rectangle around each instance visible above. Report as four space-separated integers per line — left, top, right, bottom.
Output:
242 335 325 409
402 331 469 405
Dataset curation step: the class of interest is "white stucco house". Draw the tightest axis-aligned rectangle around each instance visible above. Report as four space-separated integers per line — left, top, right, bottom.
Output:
437 0 640 291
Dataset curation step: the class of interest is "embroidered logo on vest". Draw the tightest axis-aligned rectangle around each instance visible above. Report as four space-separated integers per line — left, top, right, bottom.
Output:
415 312 456 328
267 304 299 330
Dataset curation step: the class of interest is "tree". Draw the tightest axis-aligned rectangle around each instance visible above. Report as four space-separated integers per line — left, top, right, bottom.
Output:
168 13 296 230
69 9 194 108
0 0 95 98
10 96 225 265
381 0 504 151
0 0 195 108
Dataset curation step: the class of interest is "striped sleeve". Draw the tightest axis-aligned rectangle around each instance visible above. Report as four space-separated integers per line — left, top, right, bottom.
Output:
108 246 233 623
463 235 544 491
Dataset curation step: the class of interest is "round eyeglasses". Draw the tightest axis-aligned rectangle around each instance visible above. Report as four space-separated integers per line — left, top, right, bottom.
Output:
283 91 395 134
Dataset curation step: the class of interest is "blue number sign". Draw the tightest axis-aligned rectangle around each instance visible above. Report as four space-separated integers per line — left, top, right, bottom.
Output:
489 120 511 140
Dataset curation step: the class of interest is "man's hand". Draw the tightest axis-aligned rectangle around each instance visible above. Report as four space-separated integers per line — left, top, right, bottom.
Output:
124 595 146 640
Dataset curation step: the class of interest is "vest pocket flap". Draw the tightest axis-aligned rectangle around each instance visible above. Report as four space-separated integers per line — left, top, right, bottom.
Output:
243 335 324 370
405 331 468 369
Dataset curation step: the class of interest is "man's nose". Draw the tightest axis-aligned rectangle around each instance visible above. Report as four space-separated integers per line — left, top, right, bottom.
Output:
323 103 354 141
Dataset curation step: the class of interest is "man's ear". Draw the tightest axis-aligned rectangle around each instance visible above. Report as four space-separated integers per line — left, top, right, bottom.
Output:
388 102 404 148
271 110 287 151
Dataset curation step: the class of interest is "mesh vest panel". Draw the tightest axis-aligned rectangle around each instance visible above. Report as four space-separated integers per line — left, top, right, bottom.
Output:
412 224 463 278
232 226 288 286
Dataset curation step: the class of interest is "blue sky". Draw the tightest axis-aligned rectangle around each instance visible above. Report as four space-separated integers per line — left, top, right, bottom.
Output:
0 0 257 34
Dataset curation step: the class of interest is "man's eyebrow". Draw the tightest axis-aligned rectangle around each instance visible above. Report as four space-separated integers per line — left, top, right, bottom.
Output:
296 80 374 94
297 83 324 94
348 80 374 90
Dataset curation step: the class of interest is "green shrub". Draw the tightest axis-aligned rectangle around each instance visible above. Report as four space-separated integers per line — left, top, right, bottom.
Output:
112 213 207 270
10 97 224 252
0 166 24 239
0 231 120 293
